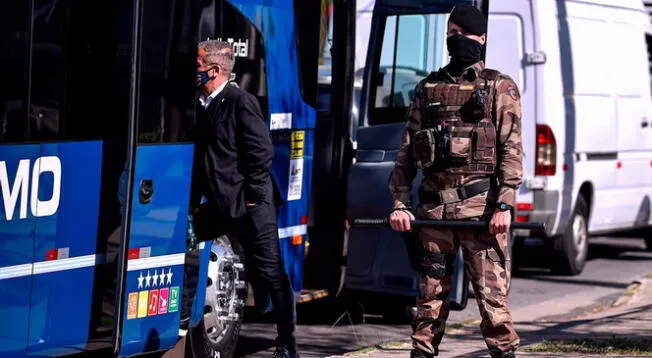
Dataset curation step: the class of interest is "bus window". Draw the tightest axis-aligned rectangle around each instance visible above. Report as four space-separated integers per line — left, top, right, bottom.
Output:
137 0 197 144
0 0 29 144
293 0 321 108
30 0 132 144
370 13 448 125
193 1 269 119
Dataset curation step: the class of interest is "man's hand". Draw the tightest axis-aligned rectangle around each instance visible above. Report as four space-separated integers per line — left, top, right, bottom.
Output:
389 209 415 232
490 209 511 235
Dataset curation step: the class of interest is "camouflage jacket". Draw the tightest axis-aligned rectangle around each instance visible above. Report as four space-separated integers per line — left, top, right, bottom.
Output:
389 61 523 220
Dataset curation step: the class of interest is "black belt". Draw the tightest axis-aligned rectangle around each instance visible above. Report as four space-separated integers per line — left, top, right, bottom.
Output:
419 178 492 205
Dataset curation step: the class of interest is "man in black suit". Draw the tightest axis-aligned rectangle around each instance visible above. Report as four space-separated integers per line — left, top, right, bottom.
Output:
193 40 298 358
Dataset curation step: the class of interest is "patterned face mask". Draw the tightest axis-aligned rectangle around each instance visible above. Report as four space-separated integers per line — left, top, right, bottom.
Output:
196 68 215 88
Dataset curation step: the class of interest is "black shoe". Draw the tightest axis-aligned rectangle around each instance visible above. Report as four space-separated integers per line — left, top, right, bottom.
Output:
410 349 434 358
489 349 515 358
272 346 300 358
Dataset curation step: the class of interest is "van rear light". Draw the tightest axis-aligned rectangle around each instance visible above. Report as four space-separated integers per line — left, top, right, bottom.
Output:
515 215 530 222
536 124 556 176
517 203 533 211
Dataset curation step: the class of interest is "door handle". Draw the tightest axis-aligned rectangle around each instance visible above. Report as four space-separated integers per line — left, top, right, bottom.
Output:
642 118 649 128
139 179 154 204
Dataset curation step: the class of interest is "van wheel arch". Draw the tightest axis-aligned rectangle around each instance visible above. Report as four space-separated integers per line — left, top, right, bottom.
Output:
579 183 594 223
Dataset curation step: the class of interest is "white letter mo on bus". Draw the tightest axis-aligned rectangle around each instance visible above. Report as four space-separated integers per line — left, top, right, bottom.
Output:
0 156 62 221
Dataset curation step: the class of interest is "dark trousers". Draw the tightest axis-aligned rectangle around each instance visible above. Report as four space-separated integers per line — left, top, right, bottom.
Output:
231 202 297 351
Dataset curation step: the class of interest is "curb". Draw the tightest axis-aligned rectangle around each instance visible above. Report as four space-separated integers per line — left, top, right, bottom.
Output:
611 276 650 308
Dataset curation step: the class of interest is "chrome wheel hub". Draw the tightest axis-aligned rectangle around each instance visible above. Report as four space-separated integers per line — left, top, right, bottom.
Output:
203 238 245 345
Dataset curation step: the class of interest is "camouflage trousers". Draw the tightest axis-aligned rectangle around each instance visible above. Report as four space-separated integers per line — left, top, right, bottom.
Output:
411 225 519 356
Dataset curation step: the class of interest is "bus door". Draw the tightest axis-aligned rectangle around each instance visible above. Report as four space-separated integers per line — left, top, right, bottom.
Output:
1 0 135 356
0 3 35 356
345 0 489 307
114 0 198 355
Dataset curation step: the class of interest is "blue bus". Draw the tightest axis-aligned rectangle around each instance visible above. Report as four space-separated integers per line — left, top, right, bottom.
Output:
0 0 488 356
0 0 326 356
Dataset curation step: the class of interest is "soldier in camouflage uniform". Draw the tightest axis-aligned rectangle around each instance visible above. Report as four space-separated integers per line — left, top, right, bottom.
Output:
388 5 523 358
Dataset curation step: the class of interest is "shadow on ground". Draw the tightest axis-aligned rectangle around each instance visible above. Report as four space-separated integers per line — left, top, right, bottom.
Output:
447 304 652 357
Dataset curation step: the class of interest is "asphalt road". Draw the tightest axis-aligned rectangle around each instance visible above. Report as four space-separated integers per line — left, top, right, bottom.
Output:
234 237 652 358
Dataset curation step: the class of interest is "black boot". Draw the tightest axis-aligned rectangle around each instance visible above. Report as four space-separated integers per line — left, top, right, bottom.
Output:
271 346 300 358
410 348 435 358
489 349 516 358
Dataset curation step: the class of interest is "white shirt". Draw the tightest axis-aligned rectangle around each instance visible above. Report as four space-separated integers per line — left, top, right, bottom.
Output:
199 80 228 109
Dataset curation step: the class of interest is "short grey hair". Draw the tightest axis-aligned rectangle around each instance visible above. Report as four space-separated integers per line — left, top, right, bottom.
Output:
198 40 235 74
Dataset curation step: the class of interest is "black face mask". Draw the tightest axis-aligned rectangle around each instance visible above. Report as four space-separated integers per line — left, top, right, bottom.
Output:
446 34 483 69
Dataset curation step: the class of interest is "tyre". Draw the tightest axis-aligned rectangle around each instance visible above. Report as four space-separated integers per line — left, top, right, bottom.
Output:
551 195 589 276
189 236 247 358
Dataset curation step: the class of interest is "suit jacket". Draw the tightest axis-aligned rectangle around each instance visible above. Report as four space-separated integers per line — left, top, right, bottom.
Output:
191 83 283 225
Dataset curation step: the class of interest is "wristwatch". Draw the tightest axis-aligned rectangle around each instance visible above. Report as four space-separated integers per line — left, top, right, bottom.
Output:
496 202 513 211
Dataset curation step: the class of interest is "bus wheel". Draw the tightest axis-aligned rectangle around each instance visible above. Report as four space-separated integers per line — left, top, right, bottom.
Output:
551 195 589 276
190 236 247 358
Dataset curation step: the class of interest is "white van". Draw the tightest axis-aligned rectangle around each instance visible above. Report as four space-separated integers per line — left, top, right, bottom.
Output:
488 0 652 275
343 0 652 308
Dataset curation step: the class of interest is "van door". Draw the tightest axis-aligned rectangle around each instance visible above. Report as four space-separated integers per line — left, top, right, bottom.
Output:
613 25 652 228
115 0 196 355
345 1 488 302
485 0 536 216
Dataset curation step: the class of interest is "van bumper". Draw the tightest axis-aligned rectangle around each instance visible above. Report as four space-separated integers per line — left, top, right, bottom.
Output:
514 190 559 238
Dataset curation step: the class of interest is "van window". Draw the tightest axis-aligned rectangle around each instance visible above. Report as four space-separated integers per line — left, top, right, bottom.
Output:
485 14 523 90
317 2 334 113
369 13 447 125
646 34 652 92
